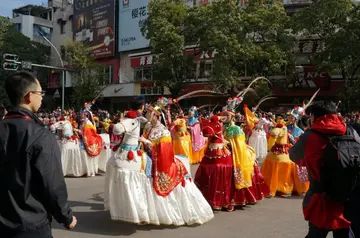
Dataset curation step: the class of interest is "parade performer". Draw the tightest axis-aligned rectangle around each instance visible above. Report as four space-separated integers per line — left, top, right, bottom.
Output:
195 114 235 211
246 105 272 165
171 115 193 163
79 102 103 157
137 101 214 225
287 106 305 144
187 106 207 164
260 119 309 197
222 98 270 203
104 110 151 224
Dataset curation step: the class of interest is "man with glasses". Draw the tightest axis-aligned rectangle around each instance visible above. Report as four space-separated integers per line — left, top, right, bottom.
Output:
0 71 76 238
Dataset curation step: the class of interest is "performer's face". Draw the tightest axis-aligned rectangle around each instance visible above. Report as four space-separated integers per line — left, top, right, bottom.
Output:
146 111 156 122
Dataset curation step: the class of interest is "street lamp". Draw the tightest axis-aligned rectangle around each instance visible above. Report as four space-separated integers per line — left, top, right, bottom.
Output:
38 30 65 112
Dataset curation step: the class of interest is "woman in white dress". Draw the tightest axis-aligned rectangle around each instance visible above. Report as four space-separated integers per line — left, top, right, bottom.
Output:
248 115 272 165
105 105 214 226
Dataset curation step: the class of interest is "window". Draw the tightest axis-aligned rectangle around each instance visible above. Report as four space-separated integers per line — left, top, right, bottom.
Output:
60 45 66 59
198 61 213 78
133 67 154 82
33 24 53 40
60 22 65 34
15 23 21 32
104 65 113 84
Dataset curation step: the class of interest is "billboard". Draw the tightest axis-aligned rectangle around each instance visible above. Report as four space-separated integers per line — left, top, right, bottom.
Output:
73 0 115 59
118 0 150 52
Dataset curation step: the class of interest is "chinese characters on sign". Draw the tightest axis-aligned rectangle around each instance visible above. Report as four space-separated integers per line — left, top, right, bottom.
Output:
119 0 150 51
140 55 153 66
73 0 115 58
131 6 147 19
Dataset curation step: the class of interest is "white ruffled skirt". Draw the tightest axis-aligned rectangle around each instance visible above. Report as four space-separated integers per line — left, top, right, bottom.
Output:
248 130 268 163
104 163 214 226
58 140 99 177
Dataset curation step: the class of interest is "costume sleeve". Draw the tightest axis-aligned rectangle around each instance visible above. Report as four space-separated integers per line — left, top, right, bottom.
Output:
33 132 73 226
289 130 311 163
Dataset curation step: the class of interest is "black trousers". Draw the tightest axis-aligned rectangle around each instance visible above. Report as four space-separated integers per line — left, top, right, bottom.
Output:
305 223 354 238
3 224 52 238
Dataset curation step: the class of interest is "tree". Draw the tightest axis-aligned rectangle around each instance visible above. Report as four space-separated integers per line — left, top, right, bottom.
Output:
291 0 360 111
63 41 105 108
0 16 50 107
142 0 295 96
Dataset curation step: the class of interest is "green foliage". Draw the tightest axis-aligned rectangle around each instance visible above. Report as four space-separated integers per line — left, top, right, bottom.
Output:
0 16 50 107
63 41 105 108
142 0 295 96
291 0 360 111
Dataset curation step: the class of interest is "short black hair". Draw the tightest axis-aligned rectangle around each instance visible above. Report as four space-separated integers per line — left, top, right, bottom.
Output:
130 95 145 111
307 100 337 119
5 71 38 106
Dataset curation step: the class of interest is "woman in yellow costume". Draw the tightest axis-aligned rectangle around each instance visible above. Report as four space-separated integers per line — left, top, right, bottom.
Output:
171 115 193 161
260 118 309 197
223 98 270 202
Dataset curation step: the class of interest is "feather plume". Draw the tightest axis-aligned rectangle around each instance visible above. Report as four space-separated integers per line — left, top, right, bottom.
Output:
177 90 221 101
303 88 321 110
236 77 272 97
198 104 215 109
253 96 277 112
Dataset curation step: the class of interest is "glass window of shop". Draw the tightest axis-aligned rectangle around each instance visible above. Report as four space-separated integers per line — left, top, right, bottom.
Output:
134 67 154 82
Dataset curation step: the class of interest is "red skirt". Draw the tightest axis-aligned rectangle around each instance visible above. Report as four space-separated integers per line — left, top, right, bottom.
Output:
195 152 258 209
195 154 233 210
249 164 271 200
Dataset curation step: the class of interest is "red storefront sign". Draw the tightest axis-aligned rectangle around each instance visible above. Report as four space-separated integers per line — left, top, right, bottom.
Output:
130 55 154 68
273 66 342 96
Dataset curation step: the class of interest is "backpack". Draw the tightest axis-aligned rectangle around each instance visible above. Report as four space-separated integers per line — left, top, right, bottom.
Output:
312 127 360 202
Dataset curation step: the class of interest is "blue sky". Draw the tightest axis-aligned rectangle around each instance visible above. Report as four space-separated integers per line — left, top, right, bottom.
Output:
0 0 46 17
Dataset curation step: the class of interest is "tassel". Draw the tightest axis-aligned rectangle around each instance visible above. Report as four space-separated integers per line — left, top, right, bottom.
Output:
137 150 142 156
112 144 119 152
128 150 135 160
104 146 107 150
181 179 186 187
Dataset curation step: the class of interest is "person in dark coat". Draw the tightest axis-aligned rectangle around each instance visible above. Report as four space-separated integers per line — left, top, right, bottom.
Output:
0 71 77 238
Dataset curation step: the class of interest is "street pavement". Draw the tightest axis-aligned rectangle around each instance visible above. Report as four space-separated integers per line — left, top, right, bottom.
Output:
52 165 316 238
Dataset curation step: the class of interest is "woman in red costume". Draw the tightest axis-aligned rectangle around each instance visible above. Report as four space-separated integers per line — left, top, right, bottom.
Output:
195 114 236 211
139 101 214 226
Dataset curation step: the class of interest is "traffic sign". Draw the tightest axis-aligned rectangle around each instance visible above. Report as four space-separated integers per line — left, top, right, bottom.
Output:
21 61 32 70
3 54 19 62
3 62 18 71
53 89 60 98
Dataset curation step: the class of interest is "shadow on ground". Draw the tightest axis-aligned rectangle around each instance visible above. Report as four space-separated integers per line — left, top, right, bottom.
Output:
52 193 199 236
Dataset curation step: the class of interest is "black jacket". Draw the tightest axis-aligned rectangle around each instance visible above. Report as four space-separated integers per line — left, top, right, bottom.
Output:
0 107 73 232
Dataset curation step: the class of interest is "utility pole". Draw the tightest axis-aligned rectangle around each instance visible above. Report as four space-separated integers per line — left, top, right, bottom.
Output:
37 30 66 112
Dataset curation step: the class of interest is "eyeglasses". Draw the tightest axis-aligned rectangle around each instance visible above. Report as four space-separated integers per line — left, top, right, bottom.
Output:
30 91 46 97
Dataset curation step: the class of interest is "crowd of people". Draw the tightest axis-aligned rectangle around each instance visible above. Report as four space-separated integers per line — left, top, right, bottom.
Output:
0 71 359 238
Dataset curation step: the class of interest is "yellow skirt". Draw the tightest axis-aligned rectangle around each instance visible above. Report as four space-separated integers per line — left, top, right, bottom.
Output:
190 140 208 164
173 138 192 161
261 153 295 196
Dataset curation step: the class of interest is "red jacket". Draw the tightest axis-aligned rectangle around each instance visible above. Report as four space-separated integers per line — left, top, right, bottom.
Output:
289 114 350 230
